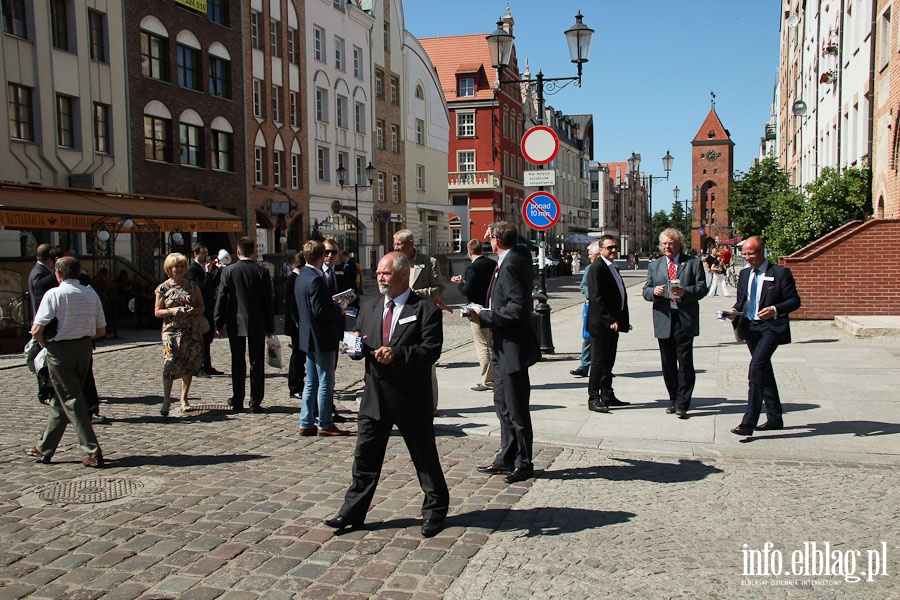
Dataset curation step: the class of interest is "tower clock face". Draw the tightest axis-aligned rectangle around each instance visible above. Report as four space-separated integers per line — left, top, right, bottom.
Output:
704 150 720 162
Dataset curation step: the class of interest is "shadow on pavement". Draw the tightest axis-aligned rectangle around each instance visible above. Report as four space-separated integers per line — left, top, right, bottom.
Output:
542 458 724 483
109 453 267 467
739 420 900 443
687 401 820 419
450 507 636 536
436 403 563 417
442 362 479 369
794 338 840 344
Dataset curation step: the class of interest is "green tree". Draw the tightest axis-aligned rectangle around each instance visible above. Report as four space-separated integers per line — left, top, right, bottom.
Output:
764 166 869 259
650 209 670 247
667 200 690 246
730 157 792 238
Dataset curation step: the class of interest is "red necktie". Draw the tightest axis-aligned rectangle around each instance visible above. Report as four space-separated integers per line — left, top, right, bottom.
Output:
485 264 499 307
382 300 394 345
667 260 677 300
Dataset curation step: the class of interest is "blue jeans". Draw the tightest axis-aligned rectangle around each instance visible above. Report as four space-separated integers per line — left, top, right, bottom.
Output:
300 351 336 429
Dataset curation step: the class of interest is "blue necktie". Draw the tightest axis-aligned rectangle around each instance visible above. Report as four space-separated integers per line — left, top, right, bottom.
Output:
746 269 759 320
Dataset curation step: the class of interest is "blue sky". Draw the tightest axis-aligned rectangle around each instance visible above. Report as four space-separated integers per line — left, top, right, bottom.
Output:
404 0 782 217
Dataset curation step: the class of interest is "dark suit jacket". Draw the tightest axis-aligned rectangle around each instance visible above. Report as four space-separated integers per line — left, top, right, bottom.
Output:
641 254 708 338
479 245 540 373
732 262 801 345
214 258 275 338
356 292 442 422
587 259 630 335
295 266 342 354
28 263 55 314
186 260 220 319
457 254 495 305
284 270 299 337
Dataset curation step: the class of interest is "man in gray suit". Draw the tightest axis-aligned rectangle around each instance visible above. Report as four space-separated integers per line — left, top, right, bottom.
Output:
641 228 707 419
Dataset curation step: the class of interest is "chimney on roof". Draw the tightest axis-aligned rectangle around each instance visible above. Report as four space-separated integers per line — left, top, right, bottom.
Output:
503 6 514 36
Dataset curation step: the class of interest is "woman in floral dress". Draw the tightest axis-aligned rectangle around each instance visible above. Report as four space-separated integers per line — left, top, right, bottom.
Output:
154 253 204 415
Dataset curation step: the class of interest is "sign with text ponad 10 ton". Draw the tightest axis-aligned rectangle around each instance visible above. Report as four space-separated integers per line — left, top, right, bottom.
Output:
521 125 559 165
522 191 560 231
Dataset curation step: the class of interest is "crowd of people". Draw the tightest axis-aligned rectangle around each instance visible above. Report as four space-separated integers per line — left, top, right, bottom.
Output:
20 224 800 538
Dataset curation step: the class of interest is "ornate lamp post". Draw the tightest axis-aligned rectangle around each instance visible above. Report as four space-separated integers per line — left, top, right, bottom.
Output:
486 11 594 354
336 161 374 260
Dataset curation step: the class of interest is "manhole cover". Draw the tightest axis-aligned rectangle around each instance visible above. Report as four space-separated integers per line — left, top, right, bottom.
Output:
38 478 143 504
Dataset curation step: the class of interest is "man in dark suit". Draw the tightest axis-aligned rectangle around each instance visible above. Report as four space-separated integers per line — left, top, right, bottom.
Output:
468 221 540 484
186 243 223 377
28 244 55 316
214 236 275 413
295 240 347 436
729 236 801 436
642 228 708 419
284 253 305 399
451 238 496 392
325 251 448 537
586 234 630 414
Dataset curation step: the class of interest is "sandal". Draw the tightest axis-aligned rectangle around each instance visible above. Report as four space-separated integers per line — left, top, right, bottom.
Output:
180 401 191 412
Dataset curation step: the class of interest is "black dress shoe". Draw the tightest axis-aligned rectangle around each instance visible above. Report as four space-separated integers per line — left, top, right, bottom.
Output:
332 412 348 423
570 368 588 377
249 406 265 414
230 403 245 413
207 368 225 376
504 466 534 484
324 514 364 530
607 398 630 407
756 420 784 431
476 464 511 475
421 518 445 538
588 400 610 413
666 406 676 414
731 426 753 436
676 410 688 419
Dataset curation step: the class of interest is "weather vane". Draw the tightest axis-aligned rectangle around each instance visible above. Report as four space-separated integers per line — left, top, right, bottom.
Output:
710 90 716 110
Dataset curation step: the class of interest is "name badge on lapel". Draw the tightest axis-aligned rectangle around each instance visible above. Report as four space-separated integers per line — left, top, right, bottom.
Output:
414 264 425 269
398 315 417 325
762 276 775 282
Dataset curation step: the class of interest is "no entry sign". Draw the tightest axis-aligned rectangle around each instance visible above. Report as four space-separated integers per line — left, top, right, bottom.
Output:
522 191 560 231
521 125 559 165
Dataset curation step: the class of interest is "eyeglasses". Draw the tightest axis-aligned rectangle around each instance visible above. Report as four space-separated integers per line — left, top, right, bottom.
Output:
603 245 617 250
324 250 338 256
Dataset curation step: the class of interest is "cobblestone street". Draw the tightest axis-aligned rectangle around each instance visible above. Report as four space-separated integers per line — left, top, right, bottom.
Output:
1 276 898 598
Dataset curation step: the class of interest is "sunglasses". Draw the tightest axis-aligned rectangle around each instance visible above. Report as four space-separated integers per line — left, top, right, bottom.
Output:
324 250 338 256
603 245 617 250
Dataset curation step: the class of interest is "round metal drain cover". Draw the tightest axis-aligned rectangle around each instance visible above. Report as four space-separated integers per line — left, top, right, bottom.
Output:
38 478 143 504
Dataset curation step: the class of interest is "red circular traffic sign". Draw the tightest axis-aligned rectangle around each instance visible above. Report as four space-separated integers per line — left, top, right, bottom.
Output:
521 191 560 231
521 126 559 165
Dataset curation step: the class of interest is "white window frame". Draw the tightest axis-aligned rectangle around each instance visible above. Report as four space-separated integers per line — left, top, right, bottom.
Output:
416 164 425 191
391 175 400 203
273 149 282 187
391 124 399 152
458 150 475 172
313 26 325 62
377 172 385 201
272 85 282 123
459 77 474 97
317 146 330 181
353 46 363 78
291 152 300 188
415 119 424 145
376 120 384 149
354 102 366 133
289 91 298 127
254 146 265 184
316 87 329 122
457 112 475 137
336 94 348 129
334 36 345 71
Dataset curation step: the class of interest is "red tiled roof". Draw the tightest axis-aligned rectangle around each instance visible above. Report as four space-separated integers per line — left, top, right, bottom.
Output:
693 109 734 144
419 34 500 102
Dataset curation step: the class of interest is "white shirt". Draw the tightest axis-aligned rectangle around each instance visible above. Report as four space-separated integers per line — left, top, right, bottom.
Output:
382 288 412 341
34 279 105 341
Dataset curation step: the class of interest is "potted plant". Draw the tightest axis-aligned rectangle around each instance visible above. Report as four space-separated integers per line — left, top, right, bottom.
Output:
820 70 836 84
822 43 838 57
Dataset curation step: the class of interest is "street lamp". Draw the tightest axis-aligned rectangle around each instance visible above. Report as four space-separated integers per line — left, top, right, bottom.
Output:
631 150 674 252
336 161 375 260
486 11 594 354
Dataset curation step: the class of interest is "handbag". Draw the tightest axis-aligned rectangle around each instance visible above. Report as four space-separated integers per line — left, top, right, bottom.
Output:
192 310 210 334
266 334 283 369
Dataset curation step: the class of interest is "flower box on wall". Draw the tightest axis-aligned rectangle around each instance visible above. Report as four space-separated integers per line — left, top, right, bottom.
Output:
822 44 838 57
820 71 836 84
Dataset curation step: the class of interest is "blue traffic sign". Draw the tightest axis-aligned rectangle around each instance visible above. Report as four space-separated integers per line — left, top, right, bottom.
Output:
522 191 560 231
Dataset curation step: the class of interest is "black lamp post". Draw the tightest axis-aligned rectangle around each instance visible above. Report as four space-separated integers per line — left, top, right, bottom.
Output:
336 161 374 260
629 150 674 252
486 11 594 354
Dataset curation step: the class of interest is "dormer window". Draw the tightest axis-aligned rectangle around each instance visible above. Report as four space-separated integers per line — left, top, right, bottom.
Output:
458 77 475 97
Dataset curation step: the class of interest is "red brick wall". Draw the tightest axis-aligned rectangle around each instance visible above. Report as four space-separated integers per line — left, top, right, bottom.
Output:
779 219 900 319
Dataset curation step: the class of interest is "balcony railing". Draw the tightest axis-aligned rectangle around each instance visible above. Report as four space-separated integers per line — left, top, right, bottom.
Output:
448 171 501 190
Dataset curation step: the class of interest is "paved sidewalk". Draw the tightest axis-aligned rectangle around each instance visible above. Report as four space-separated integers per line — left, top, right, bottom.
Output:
0 271 898 598
435 273 900 465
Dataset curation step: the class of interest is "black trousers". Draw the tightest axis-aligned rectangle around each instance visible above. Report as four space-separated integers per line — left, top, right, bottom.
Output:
229 334 266 407
658 313 696 411
340 413 449 522
201 314 215 370
740 325 783 429
588 328 619 403
492 357 533 469
287 333 306 396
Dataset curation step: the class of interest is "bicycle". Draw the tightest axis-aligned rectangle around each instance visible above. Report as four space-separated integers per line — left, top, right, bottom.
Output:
724 263 739 289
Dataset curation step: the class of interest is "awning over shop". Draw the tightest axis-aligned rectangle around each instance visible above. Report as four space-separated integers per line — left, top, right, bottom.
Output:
0 183 243 233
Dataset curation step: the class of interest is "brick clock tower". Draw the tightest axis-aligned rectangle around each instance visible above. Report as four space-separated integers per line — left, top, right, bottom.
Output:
691 99 735 251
